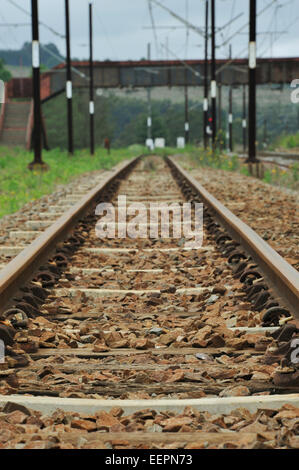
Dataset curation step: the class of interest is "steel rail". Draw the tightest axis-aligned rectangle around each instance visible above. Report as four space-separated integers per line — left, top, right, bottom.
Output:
259 151 299 162
237 155 291 170
167 156 299 316
0 156 140 313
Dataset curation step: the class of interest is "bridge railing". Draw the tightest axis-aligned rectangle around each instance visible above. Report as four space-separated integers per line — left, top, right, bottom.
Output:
7 78 32 99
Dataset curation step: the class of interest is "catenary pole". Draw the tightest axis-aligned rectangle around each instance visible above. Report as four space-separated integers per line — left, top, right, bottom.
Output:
29 0 46 170
247 0 258 162
65 0 73 155
184 82 189 145
147 43 152 145
203 0 209 149
243 84 247 153
89 0 95 155
211 0 217 147
228 45 233 152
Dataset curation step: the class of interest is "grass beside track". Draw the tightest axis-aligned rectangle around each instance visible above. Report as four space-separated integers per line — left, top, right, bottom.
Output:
276 133 299 150
1 144 297 220
156 146 299 191
0 146 143 219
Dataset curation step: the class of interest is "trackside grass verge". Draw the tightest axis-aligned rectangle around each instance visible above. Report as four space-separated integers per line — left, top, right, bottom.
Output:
0 146 144 219
157 146 299 191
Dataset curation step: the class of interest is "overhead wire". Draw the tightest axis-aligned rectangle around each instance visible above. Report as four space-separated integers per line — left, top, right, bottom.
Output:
259 11 299 57
147 0 159 58
0 10 21 47
215 0 289 75
5 0 89 81
185 0 190 59
218 0 278 50
6 0 65 39
160 42 200 77
94 4 119 60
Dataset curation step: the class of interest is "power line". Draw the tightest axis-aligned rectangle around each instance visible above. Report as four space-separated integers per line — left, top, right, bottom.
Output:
259 12 299 57
143 25 186 30
219 0 278 48
215 0 287 76
3 0 90 81
160 42 200 77
39 43 88 81
224 0 236 42
0 11 20 46
143 11 243 36
94 4 119 60
147 0 159 58
4 0 88 81
6 0 66 39
150 0 205 38
185 0 190 59
0 23 30 27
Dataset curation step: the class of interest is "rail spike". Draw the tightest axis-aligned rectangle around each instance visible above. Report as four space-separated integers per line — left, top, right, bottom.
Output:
262 307 291 326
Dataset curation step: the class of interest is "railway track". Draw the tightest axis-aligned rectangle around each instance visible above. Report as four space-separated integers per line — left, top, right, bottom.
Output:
0 155 299 449
238 152 299 170
259 151 299 162
0 169 109 267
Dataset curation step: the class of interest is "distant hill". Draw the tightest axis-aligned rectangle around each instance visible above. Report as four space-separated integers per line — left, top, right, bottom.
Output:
0 42 65 68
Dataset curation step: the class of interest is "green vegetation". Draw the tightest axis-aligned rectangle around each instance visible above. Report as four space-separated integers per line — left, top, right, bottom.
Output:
171 147 243 172
43 92 204 150
0 43 298 152
43 91 114 150
260 163 299 189
276 133 299 150
0 42 69 68
43 89 298 153
160 147 299 191
0 141 297 220
0 146 141 219
0 59 12 82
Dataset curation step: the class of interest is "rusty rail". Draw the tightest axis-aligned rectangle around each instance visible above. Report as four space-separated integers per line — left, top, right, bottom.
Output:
167 156 299 316
259 151 299 162
0 156 140 313
238 155 292 170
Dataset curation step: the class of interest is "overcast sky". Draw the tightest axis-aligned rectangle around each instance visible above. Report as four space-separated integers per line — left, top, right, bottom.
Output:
0 0 298 63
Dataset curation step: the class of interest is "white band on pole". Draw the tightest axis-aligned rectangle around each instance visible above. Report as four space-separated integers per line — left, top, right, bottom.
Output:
242 119 247 128
229 113 233 124
249 41 256 69
32 41 40 68
211 80 217 98
147 117 152 127
66 81 72 99
185 122 189 131
203 98 208 111
89 101 94 114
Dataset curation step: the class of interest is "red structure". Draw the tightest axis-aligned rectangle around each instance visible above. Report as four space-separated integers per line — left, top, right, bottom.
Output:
0 81 48 149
